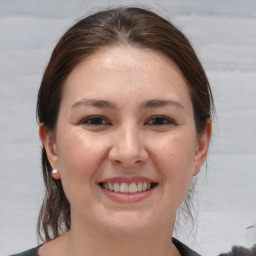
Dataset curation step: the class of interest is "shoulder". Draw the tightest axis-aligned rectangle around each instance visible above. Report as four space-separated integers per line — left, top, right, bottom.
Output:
172 237 201 256
9 247 38 256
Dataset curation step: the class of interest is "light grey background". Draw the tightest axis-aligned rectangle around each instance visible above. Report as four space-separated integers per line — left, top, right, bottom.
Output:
0 0 255 255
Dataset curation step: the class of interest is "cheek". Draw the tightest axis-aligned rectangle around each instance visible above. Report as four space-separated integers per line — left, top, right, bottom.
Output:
57 127 106 171
152 132 195 168
153 135 196 212
150 132 196 190
56 128 109 201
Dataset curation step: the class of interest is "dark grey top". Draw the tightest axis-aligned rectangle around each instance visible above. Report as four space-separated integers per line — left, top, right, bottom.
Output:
9 237 201 256
173 238 201 256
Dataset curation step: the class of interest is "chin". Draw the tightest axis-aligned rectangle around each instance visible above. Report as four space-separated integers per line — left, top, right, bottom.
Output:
99 211 158 238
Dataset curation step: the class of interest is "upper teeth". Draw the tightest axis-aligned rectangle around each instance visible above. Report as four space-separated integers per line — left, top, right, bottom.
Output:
102 182 151 194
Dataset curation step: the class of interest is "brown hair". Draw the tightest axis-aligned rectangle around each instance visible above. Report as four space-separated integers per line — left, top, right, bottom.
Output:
37 6 214 242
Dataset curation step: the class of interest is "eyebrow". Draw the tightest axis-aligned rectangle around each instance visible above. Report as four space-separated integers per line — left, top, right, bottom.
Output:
141 99 184 109
71 98 184 110
71 99 117 109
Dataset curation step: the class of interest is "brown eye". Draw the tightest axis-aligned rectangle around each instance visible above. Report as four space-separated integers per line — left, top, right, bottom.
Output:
81 116 109 126
146 116 174 126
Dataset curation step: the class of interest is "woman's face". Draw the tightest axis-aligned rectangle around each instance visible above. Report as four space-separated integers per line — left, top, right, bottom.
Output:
42 46 210 238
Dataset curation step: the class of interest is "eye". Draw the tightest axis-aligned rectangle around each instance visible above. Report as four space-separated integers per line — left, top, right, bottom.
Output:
145 116 174 126
80 116 110 126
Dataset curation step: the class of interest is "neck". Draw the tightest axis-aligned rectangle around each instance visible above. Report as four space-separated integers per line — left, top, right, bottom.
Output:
61 216 180 256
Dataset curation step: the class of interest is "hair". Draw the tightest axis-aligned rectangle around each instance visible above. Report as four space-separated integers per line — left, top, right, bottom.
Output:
36 6 214 242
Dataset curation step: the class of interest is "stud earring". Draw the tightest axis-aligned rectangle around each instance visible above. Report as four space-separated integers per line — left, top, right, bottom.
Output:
51 169 60 179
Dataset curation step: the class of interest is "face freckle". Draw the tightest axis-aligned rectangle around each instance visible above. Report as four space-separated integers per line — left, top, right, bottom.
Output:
46 45 208 238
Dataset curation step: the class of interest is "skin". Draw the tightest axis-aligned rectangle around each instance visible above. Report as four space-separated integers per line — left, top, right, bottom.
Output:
39 46 211 256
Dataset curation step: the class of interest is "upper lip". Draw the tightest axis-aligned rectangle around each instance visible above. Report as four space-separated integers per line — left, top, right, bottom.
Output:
97 176 158 184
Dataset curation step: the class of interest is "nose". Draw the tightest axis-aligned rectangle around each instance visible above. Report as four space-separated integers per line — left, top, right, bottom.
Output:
108 124 149 168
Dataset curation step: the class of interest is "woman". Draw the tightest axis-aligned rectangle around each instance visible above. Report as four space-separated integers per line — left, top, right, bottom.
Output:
12 7 213 256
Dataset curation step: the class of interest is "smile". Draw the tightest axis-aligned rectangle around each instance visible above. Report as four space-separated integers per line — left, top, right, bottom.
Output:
99 182 158 194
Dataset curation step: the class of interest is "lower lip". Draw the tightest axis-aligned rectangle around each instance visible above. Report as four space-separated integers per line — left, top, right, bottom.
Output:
99 186 157 203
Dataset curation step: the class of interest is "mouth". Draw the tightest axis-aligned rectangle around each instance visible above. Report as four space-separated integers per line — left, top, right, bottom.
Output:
98 181 158 194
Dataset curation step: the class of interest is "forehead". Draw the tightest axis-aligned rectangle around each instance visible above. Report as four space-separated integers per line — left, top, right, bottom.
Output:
61 46 192 109
68 46 186 82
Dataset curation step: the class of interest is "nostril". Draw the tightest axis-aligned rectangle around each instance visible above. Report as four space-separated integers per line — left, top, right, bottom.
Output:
111 160 143 169
108 147 149 167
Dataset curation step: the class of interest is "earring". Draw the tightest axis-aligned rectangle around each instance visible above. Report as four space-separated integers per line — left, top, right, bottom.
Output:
51 169 60 179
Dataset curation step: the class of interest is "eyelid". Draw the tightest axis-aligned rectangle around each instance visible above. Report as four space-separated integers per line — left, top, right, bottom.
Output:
80 115 111 125
145 115 175 125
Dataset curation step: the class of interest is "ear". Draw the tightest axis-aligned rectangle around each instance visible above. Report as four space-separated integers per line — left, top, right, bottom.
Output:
39 123 60 179
193 119 212 176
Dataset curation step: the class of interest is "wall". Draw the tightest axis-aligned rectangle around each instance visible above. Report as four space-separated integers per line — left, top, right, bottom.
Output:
0 1 255 255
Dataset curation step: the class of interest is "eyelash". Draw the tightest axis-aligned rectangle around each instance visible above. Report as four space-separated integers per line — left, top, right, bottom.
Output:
145 116 175 126
80 115 175 127
80 116 110 126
